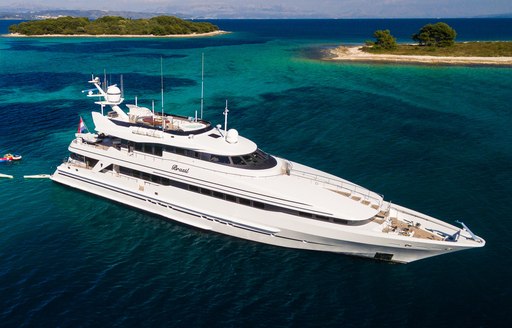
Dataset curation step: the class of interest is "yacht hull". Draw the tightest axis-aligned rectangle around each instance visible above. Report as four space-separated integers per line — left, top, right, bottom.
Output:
51 164 474 264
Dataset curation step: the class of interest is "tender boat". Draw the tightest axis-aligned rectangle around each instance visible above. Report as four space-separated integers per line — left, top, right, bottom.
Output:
24 174 51 179
0 153 22 162
51 75 485 263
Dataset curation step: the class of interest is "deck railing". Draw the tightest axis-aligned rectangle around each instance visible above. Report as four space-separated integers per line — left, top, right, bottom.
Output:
289 166 383 207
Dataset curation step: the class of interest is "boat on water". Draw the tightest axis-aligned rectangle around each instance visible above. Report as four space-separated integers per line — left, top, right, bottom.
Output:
0 153 22 162
51 75 485 263
24 174 51 179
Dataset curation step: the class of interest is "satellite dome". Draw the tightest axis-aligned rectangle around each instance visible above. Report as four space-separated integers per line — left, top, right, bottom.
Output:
106 85 121 103
226 129 239 144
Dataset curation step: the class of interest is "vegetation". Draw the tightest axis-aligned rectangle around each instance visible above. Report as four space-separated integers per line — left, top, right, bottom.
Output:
8 16 219 36
362 41 512 57
412 22 457 47
360 22 512 57
368 29 397 50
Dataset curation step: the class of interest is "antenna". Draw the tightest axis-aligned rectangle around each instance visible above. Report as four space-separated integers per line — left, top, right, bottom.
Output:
160 56 164 115
103 69 107 91
152 100 155 126
200 52 204 120
223 99 229 134
120 74 124 98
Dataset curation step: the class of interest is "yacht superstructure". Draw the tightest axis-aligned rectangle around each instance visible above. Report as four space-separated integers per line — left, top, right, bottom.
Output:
51 76 485 263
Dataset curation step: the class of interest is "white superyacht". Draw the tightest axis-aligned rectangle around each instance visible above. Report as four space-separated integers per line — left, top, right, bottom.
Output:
51 76 485 263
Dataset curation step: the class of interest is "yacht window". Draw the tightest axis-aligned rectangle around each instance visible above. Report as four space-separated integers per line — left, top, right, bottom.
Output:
212 155 230 164
205 149 277 170
143 144 153 154
189 185 199 193
200 188 212 196
231 156 246 165
184 150 199 158
242 154 255 163
299 212 313 218
253 201 265 209
70 153 85 162
154 146 163 156
238 198 251 206
200 153 211 161
86 158 99 168
225 194 237 202
333 218 348 225
219 156 230 164
212 191 224 199
120 166 131 175
171 180 188 189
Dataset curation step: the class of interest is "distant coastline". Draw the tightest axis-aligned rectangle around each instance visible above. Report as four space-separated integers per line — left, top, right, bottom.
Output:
3 30 229 38
326 45 512 66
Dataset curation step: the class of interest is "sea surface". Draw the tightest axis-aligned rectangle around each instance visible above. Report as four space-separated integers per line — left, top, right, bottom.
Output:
0 19 511 327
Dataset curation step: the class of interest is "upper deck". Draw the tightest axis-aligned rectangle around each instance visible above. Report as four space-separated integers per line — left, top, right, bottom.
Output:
111 104 213 136
86 76 260 156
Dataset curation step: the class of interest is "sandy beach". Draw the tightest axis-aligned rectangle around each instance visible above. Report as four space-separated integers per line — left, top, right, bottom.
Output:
328 45 512 66
2 30 229 38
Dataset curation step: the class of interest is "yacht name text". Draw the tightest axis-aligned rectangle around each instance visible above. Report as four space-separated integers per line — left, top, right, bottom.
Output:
172 164 190 173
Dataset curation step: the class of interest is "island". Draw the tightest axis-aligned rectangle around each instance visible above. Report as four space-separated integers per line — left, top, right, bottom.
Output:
328 43 512 66
6 16 225 38
327 23 512 66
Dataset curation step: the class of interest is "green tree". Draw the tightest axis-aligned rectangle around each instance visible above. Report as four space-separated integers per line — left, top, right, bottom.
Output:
412 22 457 47
372 29 397 50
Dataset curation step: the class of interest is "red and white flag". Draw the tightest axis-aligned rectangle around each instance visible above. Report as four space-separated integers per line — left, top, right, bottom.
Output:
77 116 88 133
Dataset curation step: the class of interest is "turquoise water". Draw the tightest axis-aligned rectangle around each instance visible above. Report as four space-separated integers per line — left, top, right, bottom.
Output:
0 19 511 327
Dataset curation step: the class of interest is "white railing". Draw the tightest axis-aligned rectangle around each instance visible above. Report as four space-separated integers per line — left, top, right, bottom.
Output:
290 167 383 206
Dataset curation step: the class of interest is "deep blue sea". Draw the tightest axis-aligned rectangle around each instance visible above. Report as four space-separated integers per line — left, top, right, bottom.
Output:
0 19 511 327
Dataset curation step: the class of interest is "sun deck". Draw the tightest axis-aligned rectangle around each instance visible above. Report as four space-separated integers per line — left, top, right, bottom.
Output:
107 104 212 135
111 113 212 135
134 114 209 132
376 215 444 241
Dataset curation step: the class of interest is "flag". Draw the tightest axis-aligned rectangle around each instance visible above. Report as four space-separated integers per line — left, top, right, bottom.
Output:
77 116 88 133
